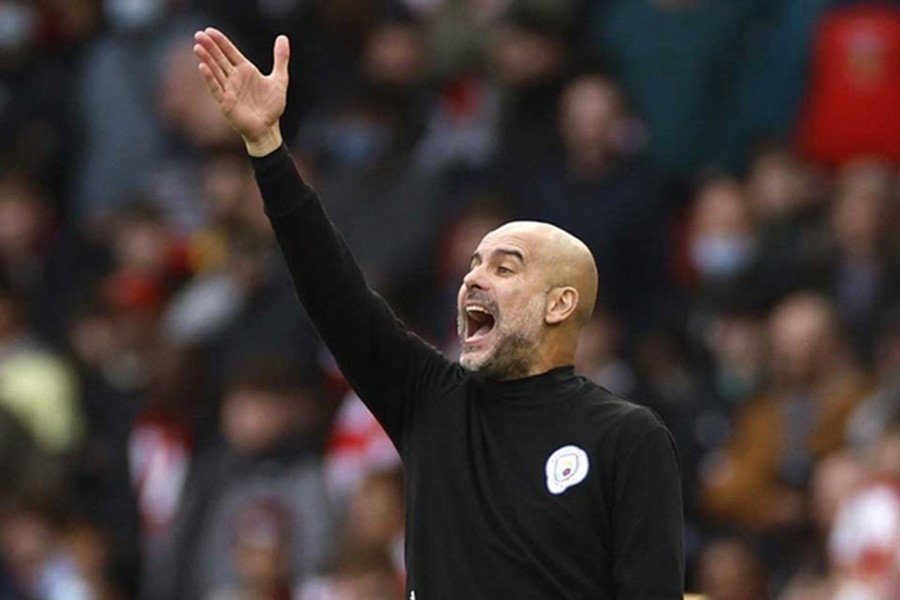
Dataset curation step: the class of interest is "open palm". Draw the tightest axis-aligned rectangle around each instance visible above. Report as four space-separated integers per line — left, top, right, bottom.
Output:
193 28 289 147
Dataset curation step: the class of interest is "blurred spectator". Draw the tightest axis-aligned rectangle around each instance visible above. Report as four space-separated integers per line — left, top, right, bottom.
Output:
63 518 123 599
685 177 761 315
488 3 571 167
829 414 900 599
211 500 295 600
325 392 400 506
69 0 204 223
341 468 404 570
698 306 767 415
0 168 58 332
696 537 768 600
701 294 869 531
147 37 239 232
109 202 182 284
744 145 823 307
0 274 82 455
128 343 202 595
746 146 820 226
809 161 900 361
510 74 672 334
162 151 321 390
811 452 866 546
294 10 435 288
846 309 900 453
0 0 76 187
796 2 900 169
196 229 320 394
148 356 332 600
411 75 501 190
359 13 428 132
303 467 404 600
295 91 445 290
0 496 105 599
773 451 868 597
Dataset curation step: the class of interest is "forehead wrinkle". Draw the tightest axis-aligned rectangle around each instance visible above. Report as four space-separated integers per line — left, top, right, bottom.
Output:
492 247 526 264
470 246 527 265
476 232 533 261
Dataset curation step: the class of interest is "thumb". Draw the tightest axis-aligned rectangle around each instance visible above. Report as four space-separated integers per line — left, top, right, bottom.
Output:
271 35 290 82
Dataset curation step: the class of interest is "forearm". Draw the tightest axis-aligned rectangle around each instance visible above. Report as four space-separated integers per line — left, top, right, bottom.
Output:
250 143 380 354
250 144 442 443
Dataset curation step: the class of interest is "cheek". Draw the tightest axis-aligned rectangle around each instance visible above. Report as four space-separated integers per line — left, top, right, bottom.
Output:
495 288 529 320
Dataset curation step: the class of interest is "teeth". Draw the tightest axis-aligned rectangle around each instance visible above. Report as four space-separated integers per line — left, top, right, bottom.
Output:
466 306 489 315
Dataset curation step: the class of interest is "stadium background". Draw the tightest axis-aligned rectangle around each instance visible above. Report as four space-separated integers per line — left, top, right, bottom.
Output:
1 0 900 598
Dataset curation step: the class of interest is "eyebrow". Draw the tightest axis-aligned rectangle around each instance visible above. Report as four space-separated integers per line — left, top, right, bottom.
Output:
470 248 526 266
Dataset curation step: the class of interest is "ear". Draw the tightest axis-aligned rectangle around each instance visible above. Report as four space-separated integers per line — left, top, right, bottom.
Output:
545 287 579 325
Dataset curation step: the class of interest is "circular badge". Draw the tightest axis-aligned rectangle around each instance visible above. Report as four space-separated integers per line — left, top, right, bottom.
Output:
545 445 590 495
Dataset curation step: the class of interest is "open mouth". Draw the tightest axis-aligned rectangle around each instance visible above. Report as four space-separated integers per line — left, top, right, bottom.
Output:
464 304 496 344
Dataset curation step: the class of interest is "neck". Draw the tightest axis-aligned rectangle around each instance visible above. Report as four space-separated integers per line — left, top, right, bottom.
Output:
512 336 577 380
522 356 575 379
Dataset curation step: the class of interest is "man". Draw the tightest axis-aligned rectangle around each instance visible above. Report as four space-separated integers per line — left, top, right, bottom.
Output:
701 294 869 531
193 28 684 598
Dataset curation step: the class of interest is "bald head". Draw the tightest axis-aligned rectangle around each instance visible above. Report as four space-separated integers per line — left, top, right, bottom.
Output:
485 221 599 326
458 220 599 380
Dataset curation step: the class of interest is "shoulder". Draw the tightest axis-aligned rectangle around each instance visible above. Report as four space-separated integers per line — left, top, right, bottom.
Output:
578 379 666 432
575 379 675 457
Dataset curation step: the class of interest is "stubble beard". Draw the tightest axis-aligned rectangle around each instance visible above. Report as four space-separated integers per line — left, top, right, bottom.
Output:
459 295 546 381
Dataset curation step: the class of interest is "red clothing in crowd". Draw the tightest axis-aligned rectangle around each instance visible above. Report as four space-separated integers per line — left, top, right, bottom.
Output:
797 4 900 168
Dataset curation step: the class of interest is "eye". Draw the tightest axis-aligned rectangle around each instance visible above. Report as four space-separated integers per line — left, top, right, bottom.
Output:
497 265 513 275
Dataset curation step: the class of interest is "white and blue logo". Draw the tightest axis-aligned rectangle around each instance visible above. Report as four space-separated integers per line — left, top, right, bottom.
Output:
545 445 590 495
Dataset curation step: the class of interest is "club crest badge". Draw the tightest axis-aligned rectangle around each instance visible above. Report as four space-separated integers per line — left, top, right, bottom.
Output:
545 445 590 495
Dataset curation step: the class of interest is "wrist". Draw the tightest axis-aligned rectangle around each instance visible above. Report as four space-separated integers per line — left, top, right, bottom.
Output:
243 126 283 157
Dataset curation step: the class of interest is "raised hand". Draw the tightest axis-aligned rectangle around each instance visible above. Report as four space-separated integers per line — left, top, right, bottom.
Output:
193 27 289 156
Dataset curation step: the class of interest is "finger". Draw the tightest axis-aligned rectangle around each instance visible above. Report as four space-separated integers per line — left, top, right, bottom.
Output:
193 43 227 89
198 64 225 103
205 27 247 67
271 34 290 82
195 30 234 77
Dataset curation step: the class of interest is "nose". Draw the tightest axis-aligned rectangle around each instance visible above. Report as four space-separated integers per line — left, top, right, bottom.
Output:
463 264 489 291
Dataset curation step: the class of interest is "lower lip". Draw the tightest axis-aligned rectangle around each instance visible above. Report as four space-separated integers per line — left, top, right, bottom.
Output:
464 328 494 347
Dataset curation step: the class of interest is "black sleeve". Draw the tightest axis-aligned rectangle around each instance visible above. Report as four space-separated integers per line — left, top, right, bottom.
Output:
251 144 456 449
612 424 685 599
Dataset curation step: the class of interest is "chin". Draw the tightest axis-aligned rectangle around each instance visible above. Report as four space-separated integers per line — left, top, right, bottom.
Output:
459 347 494 372
459 345 533 382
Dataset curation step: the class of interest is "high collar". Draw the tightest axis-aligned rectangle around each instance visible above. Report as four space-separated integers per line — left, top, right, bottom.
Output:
479 365 583 407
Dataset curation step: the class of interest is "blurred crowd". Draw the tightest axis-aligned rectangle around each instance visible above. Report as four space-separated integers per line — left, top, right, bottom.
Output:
2 0 900 598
